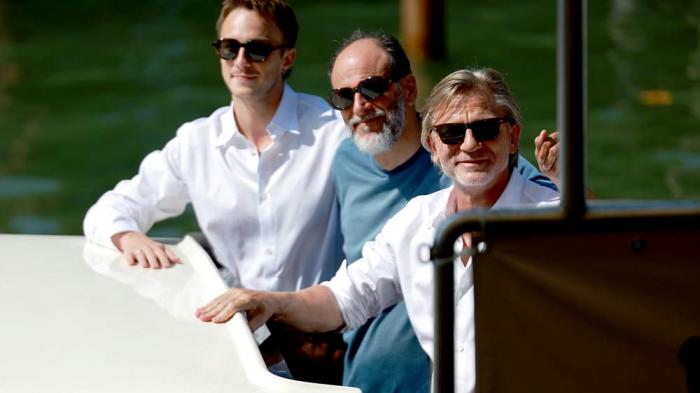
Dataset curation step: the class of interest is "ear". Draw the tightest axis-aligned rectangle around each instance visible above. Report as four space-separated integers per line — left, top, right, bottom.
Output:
281 48 297 72
509 122 521 154
400 74 418 107
426 131 440 164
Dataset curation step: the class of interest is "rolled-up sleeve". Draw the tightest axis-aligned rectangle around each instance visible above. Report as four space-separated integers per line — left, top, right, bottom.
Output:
322 230 403 330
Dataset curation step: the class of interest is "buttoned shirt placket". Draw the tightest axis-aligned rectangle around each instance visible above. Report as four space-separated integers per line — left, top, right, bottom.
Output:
224 127 279 288
257 130 277 285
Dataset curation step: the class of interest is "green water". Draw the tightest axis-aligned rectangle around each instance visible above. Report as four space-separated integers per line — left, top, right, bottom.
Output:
1 0 698 235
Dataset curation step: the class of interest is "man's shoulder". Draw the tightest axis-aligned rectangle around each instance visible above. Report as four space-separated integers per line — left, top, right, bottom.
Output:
516 154 557 191
405 186 452 210
331 139 373 188
179 106 228 129
294 91 345 128
519 172 561 205
386 186 452 228
174 106 228 141
335 137 361 159
294 90 331 113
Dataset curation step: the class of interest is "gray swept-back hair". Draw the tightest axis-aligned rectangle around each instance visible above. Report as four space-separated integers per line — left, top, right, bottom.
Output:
420 68 522 168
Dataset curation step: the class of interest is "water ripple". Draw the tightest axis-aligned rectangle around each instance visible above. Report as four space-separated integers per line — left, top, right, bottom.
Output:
0 175 61 198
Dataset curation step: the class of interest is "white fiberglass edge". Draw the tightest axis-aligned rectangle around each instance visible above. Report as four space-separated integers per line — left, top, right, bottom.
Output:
0 234 359 393
178 235 360 393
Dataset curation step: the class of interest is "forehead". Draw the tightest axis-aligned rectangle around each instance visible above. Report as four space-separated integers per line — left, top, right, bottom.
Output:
220 7 283 42
433 91 500 124
331 39 391 88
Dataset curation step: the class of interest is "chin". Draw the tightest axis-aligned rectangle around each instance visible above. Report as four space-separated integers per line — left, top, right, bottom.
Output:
352 123 378 137
230 84 260 99
232 79 256 89
353 131 396 155
452 171 495 189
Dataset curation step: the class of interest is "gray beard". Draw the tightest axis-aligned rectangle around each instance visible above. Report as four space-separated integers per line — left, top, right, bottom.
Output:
351 92 406 156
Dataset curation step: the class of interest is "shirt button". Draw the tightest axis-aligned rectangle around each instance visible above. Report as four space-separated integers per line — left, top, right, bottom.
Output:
260 193 267 201
457 346 465 353
265 248 273 256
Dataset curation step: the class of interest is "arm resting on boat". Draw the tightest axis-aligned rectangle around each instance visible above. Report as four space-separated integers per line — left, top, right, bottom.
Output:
196 285 345 333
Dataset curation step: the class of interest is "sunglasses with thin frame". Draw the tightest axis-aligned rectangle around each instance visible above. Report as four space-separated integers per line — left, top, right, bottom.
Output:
431 118 511 145
212 38 285 62
328 75 394 110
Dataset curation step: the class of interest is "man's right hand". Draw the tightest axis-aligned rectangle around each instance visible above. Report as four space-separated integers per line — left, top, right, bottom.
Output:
196 287 278 328
196 285 344 334
111 231 181 269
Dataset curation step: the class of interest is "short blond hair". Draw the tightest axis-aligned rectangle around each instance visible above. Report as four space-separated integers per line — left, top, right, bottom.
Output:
215 0 298 48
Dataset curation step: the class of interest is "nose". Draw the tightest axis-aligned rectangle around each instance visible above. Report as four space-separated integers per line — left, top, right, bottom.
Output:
351 92 373 115
228 48 250 65
459 129 480 151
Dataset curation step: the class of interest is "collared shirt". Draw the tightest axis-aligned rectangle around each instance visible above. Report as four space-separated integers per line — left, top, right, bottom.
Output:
84 84 348 291
324 170 560 392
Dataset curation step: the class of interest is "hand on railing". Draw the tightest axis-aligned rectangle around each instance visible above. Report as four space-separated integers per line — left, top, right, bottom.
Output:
112 230 181 269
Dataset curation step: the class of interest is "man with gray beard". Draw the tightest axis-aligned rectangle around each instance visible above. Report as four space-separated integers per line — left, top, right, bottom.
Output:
347 83 406 155
325 31 555 392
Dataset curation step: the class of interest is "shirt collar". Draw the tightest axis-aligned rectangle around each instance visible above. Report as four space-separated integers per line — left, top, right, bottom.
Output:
430 170 527 229
492 170 525 209
214 83 300 147
268 84 300 137
431 171 527 297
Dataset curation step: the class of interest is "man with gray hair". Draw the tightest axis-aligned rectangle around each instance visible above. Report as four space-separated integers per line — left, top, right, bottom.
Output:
195 66 560 393
326 31 554 392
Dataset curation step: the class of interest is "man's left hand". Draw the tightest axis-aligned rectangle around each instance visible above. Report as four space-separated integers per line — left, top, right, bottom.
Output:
535 129 560 188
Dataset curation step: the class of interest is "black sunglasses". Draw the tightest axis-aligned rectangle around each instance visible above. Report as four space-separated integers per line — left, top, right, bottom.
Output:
328 76 394 110
212 38 285 62
431 118 511 145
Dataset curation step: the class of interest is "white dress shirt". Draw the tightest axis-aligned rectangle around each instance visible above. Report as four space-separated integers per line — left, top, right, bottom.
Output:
324 170 560 392
84 84 348 291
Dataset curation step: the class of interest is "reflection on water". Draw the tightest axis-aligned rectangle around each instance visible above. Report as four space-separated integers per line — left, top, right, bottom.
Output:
1 176 62 233
653 150 700 197
687 7 700 120
654 150 700 168
81 240 210 322
586 0 700 199
608 0 698 111
10 214 60 234
0 175 61 198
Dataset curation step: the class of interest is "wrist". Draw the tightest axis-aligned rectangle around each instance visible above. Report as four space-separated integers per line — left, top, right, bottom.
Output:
111 230 136 251
270 291 292 323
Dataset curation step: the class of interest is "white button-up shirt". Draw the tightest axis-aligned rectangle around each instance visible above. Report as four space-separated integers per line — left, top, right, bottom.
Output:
324 170 560 392
84 84 348 291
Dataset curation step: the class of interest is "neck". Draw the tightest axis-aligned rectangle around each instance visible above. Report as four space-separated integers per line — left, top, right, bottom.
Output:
374 110 422 170
232 82 285 151
453 170 511 211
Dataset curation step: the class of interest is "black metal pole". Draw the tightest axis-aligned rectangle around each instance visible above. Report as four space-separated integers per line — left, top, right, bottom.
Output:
433 247 455 393
558 0 587 221
432 2 587 392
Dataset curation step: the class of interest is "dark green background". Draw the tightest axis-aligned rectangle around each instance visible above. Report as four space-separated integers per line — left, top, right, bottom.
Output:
1 0 698 235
